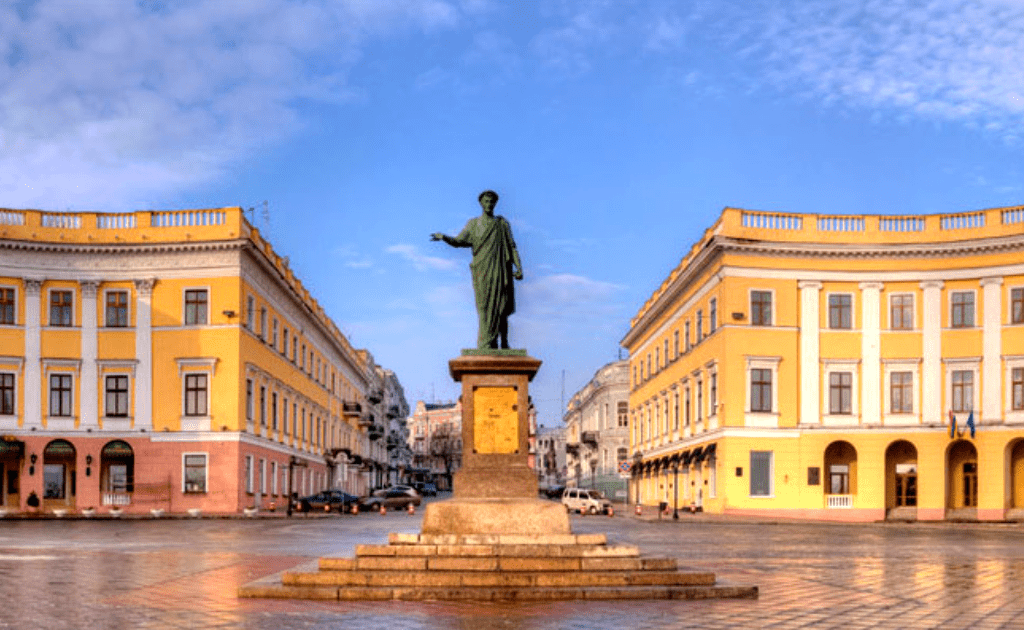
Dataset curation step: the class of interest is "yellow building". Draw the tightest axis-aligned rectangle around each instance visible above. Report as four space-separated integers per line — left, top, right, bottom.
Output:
0 207 388 515
622 205 1024 521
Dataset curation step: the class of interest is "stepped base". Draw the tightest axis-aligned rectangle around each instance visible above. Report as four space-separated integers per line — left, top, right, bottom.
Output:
421 498 570 535
239 533 758 602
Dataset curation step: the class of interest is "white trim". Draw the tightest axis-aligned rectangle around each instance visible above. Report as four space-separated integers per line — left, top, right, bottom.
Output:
0 355 24 369
886 291 916 331
982 278 1002 423
825 291 856 330
97 359 138 378
859 282 882 426
822 360 859 426
0 284 18 326
883 361 921 426
748 287 775 327
921 281 943 425
799 281 822 425
745 356 781 427
631 274 723 356
176 357 218 378
944 359 981 416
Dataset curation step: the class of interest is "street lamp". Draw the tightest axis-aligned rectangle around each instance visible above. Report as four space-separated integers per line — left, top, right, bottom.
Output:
673 464 679 520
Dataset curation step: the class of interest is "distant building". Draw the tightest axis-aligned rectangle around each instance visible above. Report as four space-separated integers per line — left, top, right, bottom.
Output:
536 425 566 489
623 204 1024 521
406 400 462 491
563 360 630 500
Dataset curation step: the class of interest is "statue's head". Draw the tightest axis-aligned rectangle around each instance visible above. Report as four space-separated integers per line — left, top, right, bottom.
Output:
478 190 499 216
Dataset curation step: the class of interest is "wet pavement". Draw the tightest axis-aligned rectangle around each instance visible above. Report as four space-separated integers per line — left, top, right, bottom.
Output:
2 504 1024 629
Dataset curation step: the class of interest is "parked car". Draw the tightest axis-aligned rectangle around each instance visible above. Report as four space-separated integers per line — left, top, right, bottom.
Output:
542 485 565 500
293 490 361 514
414 482 437 496
561 487 613 515
359 486 422 511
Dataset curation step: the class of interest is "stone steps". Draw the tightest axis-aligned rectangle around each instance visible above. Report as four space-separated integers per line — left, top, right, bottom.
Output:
238 532 759 602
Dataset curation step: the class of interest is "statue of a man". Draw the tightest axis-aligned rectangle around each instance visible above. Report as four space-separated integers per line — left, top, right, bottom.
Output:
432 190 524 349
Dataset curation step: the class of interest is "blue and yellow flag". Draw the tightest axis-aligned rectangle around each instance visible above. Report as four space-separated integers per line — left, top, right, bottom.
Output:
966 411 976 439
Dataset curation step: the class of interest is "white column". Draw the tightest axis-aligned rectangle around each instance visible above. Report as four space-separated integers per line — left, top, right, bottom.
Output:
981 277 1003 423
134 279 156 430
921 281 944 425
80 281 99 429
23 279 43 429
799 281 822 424
859 282 883 425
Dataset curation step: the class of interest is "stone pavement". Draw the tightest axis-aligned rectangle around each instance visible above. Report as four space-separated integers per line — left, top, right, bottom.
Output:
2 504 1024 628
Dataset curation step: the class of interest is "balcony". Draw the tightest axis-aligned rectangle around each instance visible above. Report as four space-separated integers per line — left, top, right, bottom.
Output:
367 389 383 405
358 415 373 428
565 442 580 455
826 494 853 509
342 402 362 418
581 431 599 446
387 404 401 419
369 425 384 441
102 492 131 506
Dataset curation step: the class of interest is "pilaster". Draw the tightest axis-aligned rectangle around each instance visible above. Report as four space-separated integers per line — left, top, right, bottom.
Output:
921 281 944 425
981 277 1003 423
134 279 156 430
859 282 883 425
23 279 43 429
798 281 822 424
80 280 99 429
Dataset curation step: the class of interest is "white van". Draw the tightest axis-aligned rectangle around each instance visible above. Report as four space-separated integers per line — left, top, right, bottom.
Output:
561 488 613 515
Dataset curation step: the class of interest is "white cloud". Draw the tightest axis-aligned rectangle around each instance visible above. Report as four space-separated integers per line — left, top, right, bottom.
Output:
385 243 459 271
721 0 1024 138
0 0 464 210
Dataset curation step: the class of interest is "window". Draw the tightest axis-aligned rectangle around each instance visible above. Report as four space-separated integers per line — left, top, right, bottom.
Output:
184 374 208 416
710 298 717 334
673 392 679 431
49 374 73 416
654 347 660 373
272 392 278 430
829 464 850 494
283 397 289 434
697 379 703 422
710 372 717 414
750 451 773 497
696 309 703 342
1014 368 1024 411
618 402 628 427
184 289 208 325
952 370 973 413
245 455 254 493
751 291 772 326
684 321 691 351
0 288 15 325
890 294 913 330
750 369 772 412
245 379 253 421
184 454 207 493
50 290 73 326
684 386 691 427
673 331 679 359
646 354 650 379
246 295 255 329
951 291 974 328
272 319 278 348
260 459 267 494
828 294 852 329
105 291 128 327
271 461 279 495
617 447 628 462
891 371 913 413
828 372 852 414
0 373 14 415
1013 288 1024 324
282 328 289 356
292 402 298 437
259 307 267 340
292 335 298 362
105 375 129 417
259 386 266 427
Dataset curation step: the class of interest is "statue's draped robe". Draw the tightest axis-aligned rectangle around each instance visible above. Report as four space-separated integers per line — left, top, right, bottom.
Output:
450 214 518 348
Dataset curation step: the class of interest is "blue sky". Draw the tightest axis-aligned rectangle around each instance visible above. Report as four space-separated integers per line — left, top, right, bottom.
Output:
2 0 1024 426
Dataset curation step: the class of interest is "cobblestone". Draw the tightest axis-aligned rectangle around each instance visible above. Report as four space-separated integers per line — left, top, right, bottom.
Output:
1 507 1024 628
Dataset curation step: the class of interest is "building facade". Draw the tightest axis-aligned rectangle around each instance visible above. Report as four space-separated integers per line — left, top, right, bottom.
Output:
536 425 566 490
563 360 630 499
406 400 462 491
0 206 401 515
623 205 1024 521
381 368 412 486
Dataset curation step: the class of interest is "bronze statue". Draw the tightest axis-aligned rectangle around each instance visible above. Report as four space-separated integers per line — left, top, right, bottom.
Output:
432 190 523 349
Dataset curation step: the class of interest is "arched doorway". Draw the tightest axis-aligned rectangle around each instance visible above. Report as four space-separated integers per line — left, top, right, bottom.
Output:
947 440 979 515
885 440 918 518
43 439 76 509
824 441 858 509
1009 439 1024 512
100 440 134 507
0 439 24 508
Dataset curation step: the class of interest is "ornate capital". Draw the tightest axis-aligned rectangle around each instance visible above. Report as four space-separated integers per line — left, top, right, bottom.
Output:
24 279 43 296
797 280 822 291
858 282 884 291
133 278 156 297
920 280 944 291
980 276 1003 287
80 280 100 298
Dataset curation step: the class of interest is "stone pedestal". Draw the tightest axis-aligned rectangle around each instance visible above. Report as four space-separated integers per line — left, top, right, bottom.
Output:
421 351 570 536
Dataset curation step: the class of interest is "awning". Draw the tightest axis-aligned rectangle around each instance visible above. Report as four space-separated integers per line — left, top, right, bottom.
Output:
692 443 716 463
689 446 704 462
43 439 75 457
679 450 692 465
101 440 134 458
0 439 24 458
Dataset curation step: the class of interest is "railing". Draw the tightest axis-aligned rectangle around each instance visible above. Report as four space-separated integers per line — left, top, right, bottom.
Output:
41 213 81 229
1002 207 1024 225
150 209 226 227
940 211 985 230
102 492 131 506
0 210 25 226
826 494 852 509
879 216 924 232
818 216 865 232
741 211 802 231
97 213 137 229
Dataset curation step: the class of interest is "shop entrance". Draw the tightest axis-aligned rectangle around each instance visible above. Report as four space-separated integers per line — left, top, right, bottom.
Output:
0 439 24 508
